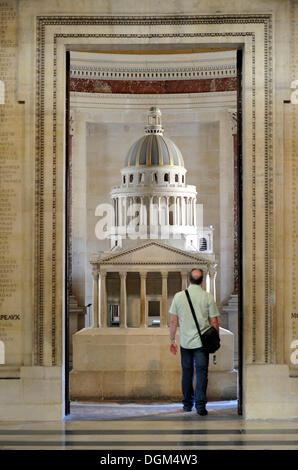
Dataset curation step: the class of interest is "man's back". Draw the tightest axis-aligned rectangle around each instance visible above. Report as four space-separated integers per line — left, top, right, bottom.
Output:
169 284 219 349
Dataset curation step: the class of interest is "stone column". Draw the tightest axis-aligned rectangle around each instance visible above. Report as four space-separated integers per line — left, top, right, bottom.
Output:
138 197 141 225
161 271 168 327
142 196 148 228
124 196 127 230
120 272 127 328
187 197 189 225
92 270 99 328
181 270 188 290
177 197 180 225
149 196 153 227
112 198 115 227
158 196 161 225
115 198 118 227
166 197 169 225
100 271 107 327
201 269 207 290
140 271 147 327
115 197 118 226
140 196 144 225
192 198 195 225
194 197 197 226
119 196 123 227
206 271 211 293
185 197 188 225
173 196 177 225
210 270 217 302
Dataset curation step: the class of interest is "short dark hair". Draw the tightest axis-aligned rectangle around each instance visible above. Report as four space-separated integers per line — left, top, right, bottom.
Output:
189 268 204 285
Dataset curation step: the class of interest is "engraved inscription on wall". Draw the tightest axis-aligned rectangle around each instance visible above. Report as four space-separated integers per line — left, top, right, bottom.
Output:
287 4 298 372
289 104 298 371
0 1 23 367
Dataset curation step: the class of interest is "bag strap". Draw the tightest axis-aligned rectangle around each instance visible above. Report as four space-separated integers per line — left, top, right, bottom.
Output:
185 289 203 341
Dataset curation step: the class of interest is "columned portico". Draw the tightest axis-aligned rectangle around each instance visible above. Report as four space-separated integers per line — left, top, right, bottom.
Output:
91 241 217 330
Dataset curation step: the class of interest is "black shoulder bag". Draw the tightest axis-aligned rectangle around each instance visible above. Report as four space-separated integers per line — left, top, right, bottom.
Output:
185 289 220 354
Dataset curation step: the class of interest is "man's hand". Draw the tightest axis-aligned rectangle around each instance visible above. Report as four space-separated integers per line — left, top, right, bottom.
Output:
210 316 219 334
170 342 178 355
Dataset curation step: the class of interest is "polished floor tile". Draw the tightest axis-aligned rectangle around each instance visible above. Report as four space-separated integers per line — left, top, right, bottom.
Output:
0 401 298 450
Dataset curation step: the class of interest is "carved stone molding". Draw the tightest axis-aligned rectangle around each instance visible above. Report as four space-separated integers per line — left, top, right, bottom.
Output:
70 63 237 81
69 110 75 136
228 108 237 134
33 14 273 366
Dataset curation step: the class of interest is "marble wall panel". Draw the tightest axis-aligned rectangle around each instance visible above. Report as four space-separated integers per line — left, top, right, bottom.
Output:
70 77 237 94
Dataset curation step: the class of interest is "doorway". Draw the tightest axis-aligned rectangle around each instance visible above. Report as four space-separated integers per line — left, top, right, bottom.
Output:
148 298 161 327
64 47 243 417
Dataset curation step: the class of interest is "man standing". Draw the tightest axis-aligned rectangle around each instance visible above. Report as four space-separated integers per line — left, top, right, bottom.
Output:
169 268 220 416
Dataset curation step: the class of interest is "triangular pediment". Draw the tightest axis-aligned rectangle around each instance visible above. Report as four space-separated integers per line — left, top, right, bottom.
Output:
92 241 213 266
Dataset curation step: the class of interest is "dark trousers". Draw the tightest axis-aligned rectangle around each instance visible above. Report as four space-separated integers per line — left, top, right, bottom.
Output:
180 346 209 410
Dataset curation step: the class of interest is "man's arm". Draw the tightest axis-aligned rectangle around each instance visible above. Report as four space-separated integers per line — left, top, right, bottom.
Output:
170 314 178 341
210 316 219 333
169 314 178 355
208 293 220 334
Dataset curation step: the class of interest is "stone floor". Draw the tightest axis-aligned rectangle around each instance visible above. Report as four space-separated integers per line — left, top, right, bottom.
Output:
0 401 298 450
67 399 239 421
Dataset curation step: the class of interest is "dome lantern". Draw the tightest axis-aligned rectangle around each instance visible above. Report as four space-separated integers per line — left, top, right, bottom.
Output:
145 106 164 135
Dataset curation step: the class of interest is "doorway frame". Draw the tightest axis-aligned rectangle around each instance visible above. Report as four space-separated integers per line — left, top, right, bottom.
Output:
18 14 274 419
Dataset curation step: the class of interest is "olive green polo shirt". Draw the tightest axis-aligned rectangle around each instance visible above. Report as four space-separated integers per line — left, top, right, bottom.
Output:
169 284 220 349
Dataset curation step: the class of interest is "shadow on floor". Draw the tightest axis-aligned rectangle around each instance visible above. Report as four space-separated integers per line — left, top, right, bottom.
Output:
66 400 239 421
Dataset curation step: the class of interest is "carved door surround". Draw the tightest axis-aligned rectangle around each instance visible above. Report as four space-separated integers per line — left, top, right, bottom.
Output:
17 13 274 370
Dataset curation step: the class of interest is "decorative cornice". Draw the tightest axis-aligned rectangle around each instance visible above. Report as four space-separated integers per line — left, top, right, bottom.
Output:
70 63 236 81
36 14 272 25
